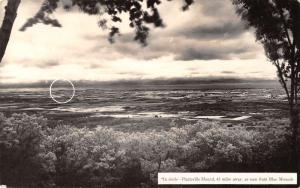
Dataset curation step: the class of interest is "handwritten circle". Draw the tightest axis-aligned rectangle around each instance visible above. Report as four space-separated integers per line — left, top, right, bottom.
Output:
49 79 75 104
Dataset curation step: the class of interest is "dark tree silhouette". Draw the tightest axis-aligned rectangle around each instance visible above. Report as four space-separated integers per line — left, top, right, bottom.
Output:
232 0 300 173
0 0 193 64
0 0 21 63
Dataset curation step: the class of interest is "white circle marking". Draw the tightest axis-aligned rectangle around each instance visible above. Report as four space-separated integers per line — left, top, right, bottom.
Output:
49 79 75 104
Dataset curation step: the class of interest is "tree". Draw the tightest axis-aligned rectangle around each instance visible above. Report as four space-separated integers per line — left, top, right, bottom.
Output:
0 0 21 63
232 0 300 173
0 0 193 64
0 113 54 186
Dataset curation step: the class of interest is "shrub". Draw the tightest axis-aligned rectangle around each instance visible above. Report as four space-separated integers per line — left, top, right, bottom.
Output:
0 113 54 187
0 113 293 187
177 123 291 171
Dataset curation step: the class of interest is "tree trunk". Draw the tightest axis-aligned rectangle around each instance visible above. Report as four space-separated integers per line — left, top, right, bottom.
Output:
0 0 21 63
290 109 299 173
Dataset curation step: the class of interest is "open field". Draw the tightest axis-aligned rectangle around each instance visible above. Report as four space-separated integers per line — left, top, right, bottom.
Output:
0 81 289 131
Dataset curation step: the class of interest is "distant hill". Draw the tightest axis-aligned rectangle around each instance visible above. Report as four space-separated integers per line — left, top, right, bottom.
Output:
0 77 280 89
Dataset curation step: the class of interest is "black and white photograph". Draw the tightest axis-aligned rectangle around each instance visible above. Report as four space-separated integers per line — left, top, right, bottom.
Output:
0 0 299 187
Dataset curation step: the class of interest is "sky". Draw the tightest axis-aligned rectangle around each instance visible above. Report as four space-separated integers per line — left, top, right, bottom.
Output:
0 0 277 83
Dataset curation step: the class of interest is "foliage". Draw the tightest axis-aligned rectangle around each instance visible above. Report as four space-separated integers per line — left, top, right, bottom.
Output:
179 123 292 172
232 0 300 173
0 113 293 187
44 125 132 187
0 113 54 187
232 0 300 115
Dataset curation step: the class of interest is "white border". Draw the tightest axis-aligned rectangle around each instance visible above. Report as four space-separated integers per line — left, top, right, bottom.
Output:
158 173 297 185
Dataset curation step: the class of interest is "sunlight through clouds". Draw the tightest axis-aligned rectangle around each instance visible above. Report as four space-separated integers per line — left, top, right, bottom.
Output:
0 0 276 83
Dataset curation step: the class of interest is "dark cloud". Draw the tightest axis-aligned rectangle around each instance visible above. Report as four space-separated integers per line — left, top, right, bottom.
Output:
35 60 59 68
174 41 255 61
70 0 261 62
45 60 59 66
179 48 228 60
86 31 259 61
200 1 231 15
84 0 257 62
117 71 146 76
179 22 246 39
221 71 236 74
190 71 201 75
88 63 105 69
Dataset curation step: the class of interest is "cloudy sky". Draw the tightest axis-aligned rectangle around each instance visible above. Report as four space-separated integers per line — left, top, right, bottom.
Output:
0 0 277 83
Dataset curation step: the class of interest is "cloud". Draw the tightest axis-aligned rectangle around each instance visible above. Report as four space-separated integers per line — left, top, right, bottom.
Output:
0 75 13 80
68 0 260 62
221 71 236 74
178 44 252 61
116 71 147 77
178 22 246 40
86 31 261 61
0 0 275 83
35 60 60 68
